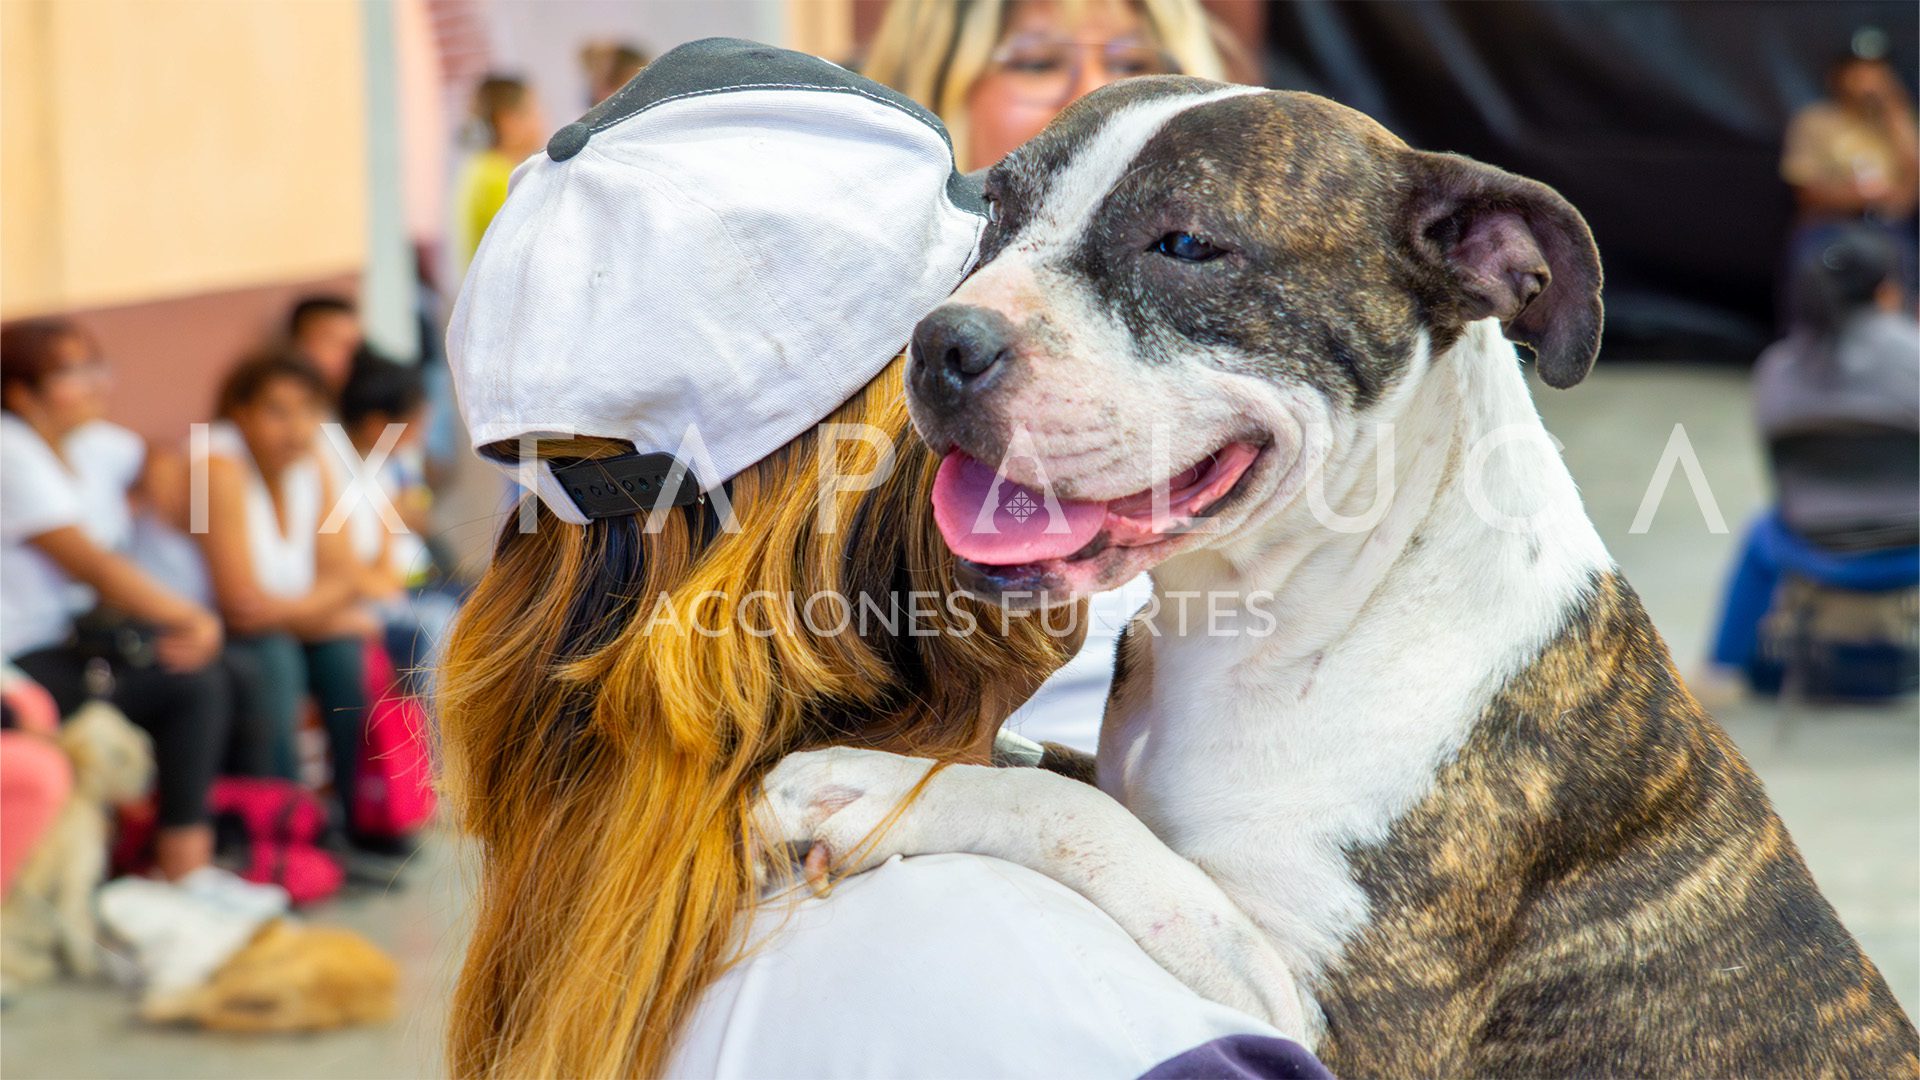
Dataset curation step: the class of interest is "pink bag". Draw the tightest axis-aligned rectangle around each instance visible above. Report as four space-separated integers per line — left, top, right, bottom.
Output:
353 641 436 840
208 777 342 906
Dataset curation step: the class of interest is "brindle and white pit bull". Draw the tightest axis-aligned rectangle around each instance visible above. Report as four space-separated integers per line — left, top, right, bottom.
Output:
763 78 1920 1077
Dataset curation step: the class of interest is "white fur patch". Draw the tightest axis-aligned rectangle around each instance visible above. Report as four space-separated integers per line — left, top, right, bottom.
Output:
1021 85 1265 252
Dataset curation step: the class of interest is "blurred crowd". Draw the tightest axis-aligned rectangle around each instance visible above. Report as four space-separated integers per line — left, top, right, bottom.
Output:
0 0 1913 1030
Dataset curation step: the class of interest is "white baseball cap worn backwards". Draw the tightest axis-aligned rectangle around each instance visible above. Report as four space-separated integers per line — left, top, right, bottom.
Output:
446 38 989 524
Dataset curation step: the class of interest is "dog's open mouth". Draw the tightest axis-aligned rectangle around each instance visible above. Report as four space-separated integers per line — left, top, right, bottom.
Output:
930 442 1263 571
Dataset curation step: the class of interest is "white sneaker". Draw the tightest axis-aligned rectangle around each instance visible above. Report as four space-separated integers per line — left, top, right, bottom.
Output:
174 866 291 920
97 877 265 996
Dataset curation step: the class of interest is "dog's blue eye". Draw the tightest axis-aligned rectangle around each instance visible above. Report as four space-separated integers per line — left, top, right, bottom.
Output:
1154 232 1224 262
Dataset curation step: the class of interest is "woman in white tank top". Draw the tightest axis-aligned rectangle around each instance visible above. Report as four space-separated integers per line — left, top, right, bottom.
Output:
196 351 375 817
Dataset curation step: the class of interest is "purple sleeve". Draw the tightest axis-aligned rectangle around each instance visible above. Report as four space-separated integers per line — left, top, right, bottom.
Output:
1138 1034 1334 1079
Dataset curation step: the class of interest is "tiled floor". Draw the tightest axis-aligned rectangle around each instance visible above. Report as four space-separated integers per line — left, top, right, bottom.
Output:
2 362 1914 1078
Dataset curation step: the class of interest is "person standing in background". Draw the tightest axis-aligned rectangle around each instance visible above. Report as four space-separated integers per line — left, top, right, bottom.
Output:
1783 43 1919 302
863 0 1231 749
335 355 458 695
452 76 545 275
863 0 1228 169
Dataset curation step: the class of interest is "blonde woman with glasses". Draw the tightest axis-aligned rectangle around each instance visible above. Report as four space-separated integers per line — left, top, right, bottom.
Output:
865 0 1231 169
866 0 1234 752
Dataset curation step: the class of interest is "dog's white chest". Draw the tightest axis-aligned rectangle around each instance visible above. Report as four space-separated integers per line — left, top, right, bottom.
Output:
1104 619 1495 992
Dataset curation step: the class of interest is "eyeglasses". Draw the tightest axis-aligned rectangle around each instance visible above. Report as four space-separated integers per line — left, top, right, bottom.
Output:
985 34 1181 106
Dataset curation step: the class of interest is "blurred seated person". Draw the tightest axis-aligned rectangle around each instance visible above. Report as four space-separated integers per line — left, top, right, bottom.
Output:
197 351 375 829
866 0 1227 749
1711 229 1919 696
1757 228 1919 513
1783 44 1919 302
454 75 545 274
864 0 1225 170
580 40 650 106
336 355 459 692
0 319 275 897
286 294 363 390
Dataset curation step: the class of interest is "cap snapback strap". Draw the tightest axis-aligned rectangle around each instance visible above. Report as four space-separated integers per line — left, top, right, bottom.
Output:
549 452 703 519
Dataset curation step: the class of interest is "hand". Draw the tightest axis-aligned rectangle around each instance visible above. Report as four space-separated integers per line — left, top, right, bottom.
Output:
354 563 402 603
321 603 382 641
155 608 223 672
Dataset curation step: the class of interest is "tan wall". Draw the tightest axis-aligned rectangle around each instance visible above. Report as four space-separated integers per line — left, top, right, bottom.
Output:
1 0 369 318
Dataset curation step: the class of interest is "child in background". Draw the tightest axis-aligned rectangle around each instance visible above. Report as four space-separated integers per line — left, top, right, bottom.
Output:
453 76 545 274
336 356 458 693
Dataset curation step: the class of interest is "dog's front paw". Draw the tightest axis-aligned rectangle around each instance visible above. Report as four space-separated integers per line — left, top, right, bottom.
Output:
754 747 941 886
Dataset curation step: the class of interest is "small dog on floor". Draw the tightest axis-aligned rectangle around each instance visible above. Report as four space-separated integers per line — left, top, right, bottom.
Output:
141 919 399 1033
1 700 154 984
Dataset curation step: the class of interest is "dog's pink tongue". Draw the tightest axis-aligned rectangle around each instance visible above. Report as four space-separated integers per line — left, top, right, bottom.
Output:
932 451 1106 565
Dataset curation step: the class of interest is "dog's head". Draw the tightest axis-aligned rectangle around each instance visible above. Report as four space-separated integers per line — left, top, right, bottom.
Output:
908 78 1601 604
60 701 154 805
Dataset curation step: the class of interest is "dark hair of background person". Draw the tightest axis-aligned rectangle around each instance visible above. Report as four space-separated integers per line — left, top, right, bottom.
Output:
471 75 530 145
608 43 649 76
0 317 92 404
338 354 426 430
215 349 334 419
1791 227 1899 338
287 294 356 338
1260 2 1918 361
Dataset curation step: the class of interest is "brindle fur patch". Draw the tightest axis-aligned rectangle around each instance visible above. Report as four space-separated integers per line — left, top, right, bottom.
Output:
1069 92 1425 410
1313 573 1920 1078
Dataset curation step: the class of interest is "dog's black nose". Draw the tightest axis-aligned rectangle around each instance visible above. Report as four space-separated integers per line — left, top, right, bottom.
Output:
912 304 1015 387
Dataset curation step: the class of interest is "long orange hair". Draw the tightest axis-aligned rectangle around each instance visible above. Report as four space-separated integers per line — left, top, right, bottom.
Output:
438 359 1074 1077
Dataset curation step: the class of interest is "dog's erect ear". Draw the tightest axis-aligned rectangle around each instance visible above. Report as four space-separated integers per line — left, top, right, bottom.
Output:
1402 151 1603 388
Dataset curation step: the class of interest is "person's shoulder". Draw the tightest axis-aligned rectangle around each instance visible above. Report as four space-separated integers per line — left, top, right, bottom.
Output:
1851 310 1920 352
66 418 141 454
671 853 1287 1079
66 420 146 486
200 451 247 492
0 412 44 454
0 414 66 483
0 414 83 536
1752 334 1803 378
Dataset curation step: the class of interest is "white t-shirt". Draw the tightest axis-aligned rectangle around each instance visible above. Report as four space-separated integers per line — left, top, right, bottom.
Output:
0 415 145 659
666 852 1284 1079
201 420 321 599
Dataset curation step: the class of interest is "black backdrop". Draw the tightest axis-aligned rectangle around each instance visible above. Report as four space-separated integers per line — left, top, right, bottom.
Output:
1260 1 1918 361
